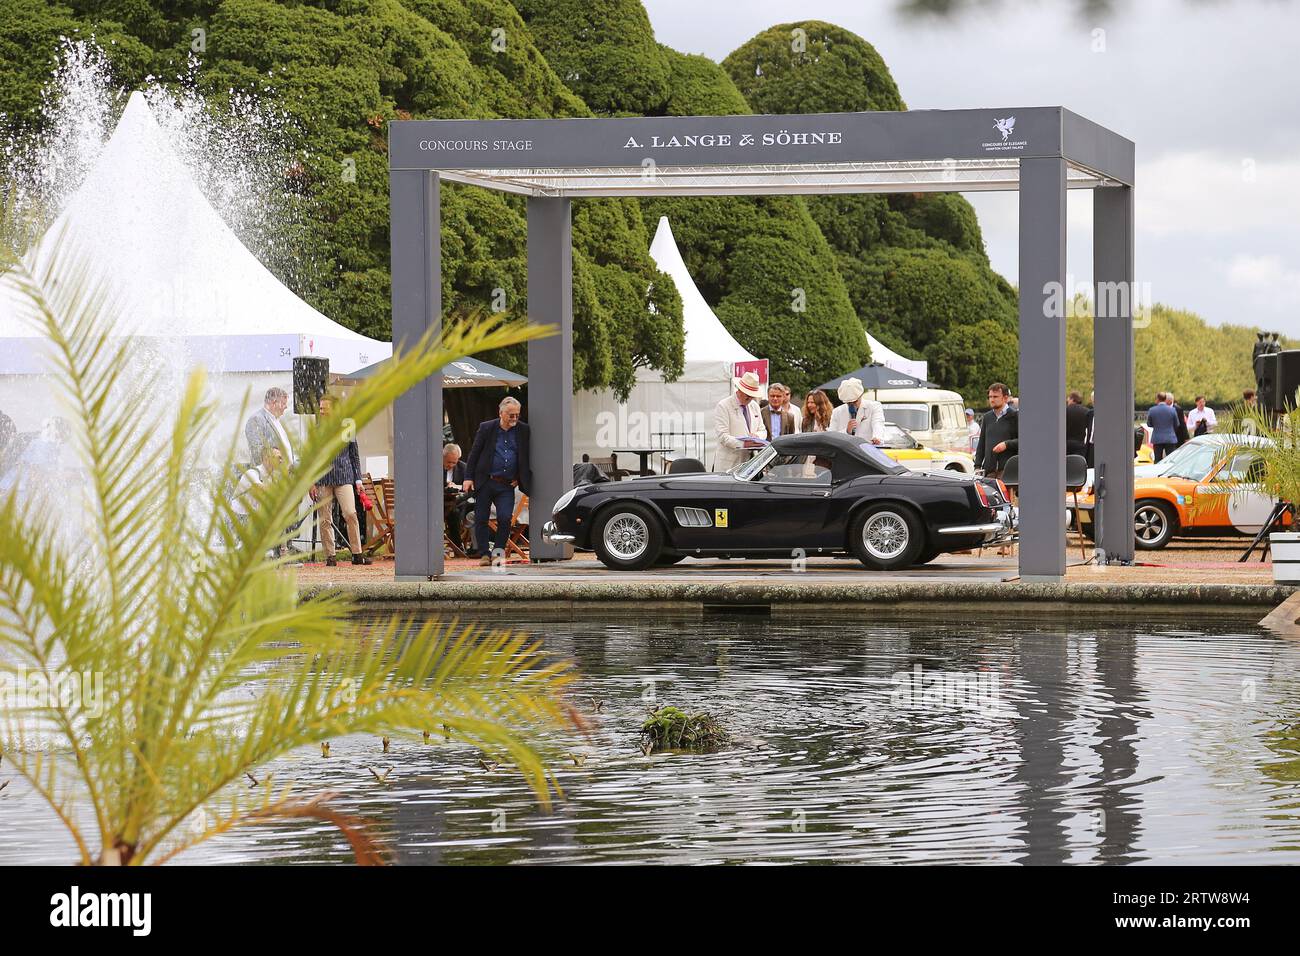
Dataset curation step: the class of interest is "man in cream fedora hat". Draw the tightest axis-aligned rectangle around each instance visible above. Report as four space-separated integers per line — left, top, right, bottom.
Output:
713 370 768 472
829 377 885 444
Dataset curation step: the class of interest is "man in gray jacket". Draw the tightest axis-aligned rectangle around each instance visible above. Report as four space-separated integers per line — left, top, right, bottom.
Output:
245 387 295 468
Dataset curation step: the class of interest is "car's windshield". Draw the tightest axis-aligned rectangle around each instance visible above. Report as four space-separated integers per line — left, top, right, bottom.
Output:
732 445 776 480
1163 443 1220 481
1147 439 1214 476
879 423 919 449
737 447 832 483
881 404 928 432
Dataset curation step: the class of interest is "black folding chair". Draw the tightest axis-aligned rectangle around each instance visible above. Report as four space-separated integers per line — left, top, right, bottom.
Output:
1065 454 1090 561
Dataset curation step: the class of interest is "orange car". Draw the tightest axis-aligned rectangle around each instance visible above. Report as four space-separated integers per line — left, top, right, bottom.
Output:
1074 434 1281 549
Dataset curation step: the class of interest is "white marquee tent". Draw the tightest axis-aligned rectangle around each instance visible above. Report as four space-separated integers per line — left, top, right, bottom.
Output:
571 216 757 469
864 333 927 383
0 91 391 453
570 215 926 469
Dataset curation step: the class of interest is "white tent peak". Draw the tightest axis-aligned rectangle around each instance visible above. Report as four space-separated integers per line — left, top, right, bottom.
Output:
865 332 928 382
0 90 388 374
649 216 756 365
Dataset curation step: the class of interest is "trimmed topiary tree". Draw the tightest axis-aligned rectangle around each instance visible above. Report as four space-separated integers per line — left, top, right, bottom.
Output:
723 20 1019 393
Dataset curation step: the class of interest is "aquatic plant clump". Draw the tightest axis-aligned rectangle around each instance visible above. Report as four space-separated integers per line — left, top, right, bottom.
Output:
640 706 728 753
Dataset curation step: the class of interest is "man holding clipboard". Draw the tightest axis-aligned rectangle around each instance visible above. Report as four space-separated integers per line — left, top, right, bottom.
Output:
713 370 768 472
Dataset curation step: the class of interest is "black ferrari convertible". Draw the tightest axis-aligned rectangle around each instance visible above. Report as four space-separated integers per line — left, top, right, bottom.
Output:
543 431 1017 570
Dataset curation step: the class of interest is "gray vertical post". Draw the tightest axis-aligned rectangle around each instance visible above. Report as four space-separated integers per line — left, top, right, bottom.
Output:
526 196 574 561
390 169 443 580
1093 185 1136 563
1017 157 1068 581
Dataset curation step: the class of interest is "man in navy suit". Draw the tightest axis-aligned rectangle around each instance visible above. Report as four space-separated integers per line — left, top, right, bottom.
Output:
463 396 532 565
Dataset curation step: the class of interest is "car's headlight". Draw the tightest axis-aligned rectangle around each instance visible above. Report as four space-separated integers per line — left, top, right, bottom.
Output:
552 488 579 514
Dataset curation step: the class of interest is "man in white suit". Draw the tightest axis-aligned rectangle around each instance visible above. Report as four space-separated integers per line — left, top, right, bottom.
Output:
829 377 885 444
713 370 767 472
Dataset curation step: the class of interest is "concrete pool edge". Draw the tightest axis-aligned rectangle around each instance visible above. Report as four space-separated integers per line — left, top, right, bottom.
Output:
300 579 1297 610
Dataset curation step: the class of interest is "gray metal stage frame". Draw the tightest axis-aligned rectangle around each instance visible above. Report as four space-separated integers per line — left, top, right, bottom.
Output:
388 108 1135 582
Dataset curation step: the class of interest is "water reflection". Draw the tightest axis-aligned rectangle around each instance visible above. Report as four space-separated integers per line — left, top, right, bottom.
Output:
3 609 1298 865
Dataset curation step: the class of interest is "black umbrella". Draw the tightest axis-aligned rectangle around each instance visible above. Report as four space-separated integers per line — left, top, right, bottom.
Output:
815 362 934 395
335 356 527 388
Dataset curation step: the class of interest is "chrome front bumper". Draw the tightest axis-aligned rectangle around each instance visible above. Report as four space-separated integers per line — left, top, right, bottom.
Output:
542 520 575 544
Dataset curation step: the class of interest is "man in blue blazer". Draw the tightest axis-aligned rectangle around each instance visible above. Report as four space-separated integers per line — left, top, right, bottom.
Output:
463 396 531 565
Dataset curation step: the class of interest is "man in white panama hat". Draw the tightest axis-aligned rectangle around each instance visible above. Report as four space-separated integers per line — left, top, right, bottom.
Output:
713 370 768 472
829 377 886 444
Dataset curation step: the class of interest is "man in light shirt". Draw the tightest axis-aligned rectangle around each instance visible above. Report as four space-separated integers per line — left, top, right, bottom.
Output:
1186 396 1217 436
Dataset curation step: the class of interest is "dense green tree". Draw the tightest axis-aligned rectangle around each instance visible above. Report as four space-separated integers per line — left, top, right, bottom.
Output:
843 246 1015 352
0 0 152 126
1066 300 1294 408
660 46 751 117
722 19 905 114
517 4 869 392
930 319 1018 399
512 0 671 116
723 20 1019 394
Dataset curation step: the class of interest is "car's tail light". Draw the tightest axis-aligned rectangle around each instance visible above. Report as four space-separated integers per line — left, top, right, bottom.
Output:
997 479 1010 501
975 482 992 507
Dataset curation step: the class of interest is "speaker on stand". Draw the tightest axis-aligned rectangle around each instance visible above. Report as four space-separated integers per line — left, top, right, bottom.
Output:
293 356 330 415
293 356 330 556
1274 350 1300 411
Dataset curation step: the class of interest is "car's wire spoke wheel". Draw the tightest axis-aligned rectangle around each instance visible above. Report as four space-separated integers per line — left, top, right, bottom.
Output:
603 513 649 560
862 510 910 560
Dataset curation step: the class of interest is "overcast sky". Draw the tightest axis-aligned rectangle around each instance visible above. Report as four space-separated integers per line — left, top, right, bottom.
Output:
643 0 1300 333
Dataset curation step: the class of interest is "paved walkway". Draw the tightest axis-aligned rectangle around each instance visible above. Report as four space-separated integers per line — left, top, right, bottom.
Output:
295 541 1292 609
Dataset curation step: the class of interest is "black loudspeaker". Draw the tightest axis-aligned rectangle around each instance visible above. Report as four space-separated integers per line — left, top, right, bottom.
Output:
293 356 330 414
1275 350 1300 411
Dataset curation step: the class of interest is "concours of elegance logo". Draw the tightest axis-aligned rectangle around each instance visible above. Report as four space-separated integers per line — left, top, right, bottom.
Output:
982 114 1027 152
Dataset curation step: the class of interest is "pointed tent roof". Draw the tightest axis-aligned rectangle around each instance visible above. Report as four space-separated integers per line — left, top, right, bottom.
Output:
865 333 928 382
649 216 755 365
0 91 389 374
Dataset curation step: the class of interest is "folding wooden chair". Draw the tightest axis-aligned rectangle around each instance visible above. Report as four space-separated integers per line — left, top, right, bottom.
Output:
359 474 393 556
379 478 396 554
587 455 630 481
487 493 530 561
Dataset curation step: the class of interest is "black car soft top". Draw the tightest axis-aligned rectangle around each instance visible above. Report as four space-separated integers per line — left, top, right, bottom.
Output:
769 430 908 475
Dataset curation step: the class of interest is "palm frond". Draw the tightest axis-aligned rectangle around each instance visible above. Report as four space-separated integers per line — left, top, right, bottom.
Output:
0 209 580 865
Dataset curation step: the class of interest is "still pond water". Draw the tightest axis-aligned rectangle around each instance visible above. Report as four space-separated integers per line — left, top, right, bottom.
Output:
4 609 1300 865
